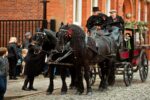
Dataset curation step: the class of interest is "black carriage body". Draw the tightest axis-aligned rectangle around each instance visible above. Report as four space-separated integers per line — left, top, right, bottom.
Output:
115 28 149 86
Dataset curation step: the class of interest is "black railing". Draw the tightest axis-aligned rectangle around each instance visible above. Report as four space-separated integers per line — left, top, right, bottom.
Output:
0 20 44 47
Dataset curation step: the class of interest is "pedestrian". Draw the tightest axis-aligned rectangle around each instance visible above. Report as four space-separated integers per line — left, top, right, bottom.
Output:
0 47 9 100
22 42 45 91
22 32 32 49
16 43 23 76
20 49 28 76
7 37 18 80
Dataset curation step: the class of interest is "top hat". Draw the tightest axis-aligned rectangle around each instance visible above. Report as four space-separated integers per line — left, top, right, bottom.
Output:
93 7 100 12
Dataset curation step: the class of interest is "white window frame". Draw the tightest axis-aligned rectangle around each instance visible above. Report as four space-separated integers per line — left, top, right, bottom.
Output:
144 3 148 22
138 0 141 21
73 0 82 26
91 0 98 15
105 0 111 16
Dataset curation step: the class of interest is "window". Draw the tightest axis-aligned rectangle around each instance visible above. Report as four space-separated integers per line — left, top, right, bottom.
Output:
144 4 148 22
138 0 141 21
106 0 111 16
73 0 82 26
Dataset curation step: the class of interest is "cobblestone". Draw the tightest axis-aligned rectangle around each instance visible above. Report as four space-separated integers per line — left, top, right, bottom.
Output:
5 66 150 100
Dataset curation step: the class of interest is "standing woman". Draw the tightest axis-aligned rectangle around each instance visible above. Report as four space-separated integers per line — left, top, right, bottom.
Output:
22 42 45 91
0 47 9 100
7 37 18 80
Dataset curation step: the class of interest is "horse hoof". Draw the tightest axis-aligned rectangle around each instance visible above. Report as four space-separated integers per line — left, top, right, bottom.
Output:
61 91 67 95
87 91 92 96
46 91 52 95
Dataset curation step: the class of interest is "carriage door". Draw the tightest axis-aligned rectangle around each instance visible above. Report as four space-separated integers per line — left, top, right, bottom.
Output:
73 0 82 26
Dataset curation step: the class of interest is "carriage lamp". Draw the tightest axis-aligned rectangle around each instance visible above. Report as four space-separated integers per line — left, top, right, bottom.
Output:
126 13 132 19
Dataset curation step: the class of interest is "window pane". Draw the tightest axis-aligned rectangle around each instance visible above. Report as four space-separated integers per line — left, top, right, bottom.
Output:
75 0 79 22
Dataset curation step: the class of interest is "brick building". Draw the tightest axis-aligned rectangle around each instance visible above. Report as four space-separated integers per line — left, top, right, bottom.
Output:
0 0 150 57
0 0 149 30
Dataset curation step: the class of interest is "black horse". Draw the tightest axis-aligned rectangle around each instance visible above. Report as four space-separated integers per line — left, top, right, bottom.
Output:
57 24 117 94
32 29 77 95
22 31 57 91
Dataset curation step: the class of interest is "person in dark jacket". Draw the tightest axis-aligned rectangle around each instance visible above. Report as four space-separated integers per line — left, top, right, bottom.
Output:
86 7 100 33
0 47 9 100
86 7 108 33
107 9 124 47
22 32 32 49
7 37 18 80
107 9 124 30
22 43 45 91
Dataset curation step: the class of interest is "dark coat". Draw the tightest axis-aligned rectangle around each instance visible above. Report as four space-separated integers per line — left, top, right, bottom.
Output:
22 39 32 49
86 13 108 32
107 15 124 30
7 43 18 62
86 15 99 32
24 44 46 77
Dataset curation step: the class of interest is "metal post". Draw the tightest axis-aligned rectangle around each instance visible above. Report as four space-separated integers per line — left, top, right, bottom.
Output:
40 0 49 29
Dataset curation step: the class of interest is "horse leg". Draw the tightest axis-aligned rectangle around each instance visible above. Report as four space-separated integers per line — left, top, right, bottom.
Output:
99 61 108 91
46 65 55 95
108 59 116 86
76 66 84 95
84 65 92 95
69 66 77 89
60 67 68 95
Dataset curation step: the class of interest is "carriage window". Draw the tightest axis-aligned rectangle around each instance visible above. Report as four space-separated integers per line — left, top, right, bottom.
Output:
73 0 82 26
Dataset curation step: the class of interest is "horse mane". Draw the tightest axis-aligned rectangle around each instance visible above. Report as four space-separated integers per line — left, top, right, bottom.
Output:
61 24 86 53
67 24 85 38
43 29 57 51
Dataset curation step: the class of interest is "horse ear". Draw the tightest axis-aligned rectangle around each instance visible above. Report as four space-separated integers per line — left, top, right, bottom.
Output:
66 23 69 27
61 22 64 27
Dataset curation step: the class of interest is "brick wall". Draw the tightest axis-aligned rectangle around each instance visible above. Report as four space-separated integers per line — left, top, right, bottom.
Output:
47 0 73 31
0 0 43 20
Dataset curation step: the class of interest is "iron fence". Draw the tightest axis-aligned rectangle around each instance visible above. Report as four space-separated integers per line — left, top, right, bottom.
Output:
0 20 44 47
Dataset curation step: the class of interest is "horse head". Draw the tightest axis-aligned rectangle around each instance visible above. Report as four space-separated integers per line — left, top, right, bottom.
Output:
31 30 57 54
56 24 74 52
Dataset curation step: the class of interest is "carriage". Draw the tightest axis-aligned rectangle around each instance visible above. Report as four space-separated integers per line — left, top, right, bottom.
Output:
31 24 149 95
90 28 149 86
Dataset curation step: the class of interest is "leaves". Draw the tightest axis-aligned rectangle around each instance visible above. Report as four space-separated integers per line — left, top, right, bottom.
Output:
125 21 149 33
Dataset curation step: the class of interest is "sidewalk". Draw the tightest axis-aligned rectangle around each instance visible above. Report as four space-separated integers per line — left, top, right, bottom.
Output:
5 75 70 100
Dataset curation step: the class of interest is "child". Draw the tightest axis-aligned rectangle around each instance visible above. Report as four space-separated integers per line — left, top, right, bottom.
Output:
0 47 9 100
20 49 28 76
